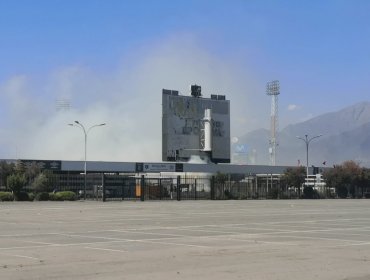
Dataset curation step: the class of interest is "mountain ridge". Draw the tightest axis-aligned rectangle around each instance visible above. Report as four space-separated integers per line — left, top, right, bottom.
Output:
233 101 370 167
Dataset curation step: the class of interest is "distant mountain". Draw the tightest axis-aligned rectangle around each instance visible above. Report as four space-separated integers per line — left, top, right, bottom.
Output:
233 101 370 167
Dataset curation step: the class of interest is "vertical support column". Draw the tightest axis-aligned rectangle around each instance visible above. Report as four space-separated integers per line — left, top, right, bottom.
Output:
140 175 145 201
121 176 125 200
102 173 106 202
159 178 162 200
67 171 70 191
177 175 181 201
211 176 215 200
194 178 197 200
228 174 231 199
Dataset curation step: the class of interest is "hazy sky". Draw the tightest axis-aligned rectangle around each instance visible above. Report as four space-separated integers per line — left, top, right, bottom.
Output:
0 0 369 162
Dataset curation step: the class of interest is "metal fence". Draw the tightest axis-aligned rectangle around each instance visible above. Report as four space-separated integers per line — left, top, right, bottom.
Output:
35 172 370 201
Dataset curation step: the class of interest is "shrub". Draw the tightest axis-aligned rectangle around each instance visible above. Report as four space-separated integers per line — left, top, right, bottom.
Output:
336 185 348 198
279 193 291 199
0 192 14 201
35 192 49 201
7 173 26 200
252 192 259 199
303 187 320 199
267 187 279 199
15 191 30 201
53 191 77 201
49 192 58 201
224 189 236 199
28 192 35 201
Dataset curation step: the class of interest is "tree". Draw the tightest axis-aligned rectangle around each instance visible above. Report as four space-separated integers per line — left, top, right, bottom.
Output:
0 161 15 189
24 162 41 185
303 186 319 199
282 166 306 197
7 173 27 200
215 172 228 184
342 161 362 197
31 173 48 193
324 160 363 198
14 160 25 174
214 172 229 199
324 166 339 196
358 168 370 197
31 171 55 193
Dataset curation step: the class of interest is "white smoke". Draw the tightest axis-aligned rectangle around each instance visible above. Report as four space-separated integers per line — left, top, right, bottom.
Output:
0 34 266 161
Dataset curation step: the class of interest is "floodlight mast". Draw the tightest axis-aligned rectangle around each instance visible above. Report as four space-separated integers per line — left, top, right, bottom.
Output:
266 80 280 166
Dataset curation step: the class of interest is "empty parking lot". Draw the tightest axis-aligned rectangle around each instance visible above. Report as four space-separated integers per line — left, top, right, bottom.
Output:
1 200 370 280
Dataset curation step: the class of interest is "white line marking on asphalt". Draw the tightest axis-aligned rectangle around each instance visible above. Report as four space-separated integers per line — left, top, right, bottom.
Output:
84 246 128 253
57 233 210 248
323 242 370 248
135 239 210 248
272 234 370 244
22 240 57 245
108 229 190 238
0 252 40 260
222 237 299 246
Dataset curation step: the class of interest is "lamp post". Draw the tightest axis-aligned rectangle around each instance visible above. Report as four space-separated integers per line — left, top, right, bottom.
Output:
69 121 106 200
296 134 322 181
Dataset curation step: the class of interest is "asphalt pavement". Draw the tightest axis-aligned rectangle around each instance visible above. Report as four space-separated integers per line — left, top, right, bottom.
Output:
1 199 370 280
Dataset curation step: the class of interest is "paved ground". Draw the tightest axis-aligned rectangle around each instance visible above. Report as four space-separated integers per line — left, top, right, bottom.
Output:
1 200 370 280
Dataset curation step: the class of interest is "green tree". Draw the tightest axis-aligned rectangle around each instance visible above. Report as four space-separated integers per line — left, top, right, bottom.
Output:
0 161 15 189
282 166 306 198
214 172 229 199
358 168 370 197
31 173 48 193
14 160 25 174
303 186 319 199
7 173 27 200
342 161 362 197
24 162 41 185
31 171 55 193
215 172 228 184
324 161 363 198
322 167 340 198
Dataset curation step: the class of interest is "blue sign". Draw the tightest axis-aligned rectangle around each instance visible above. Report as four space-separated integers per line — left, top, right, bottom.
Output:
234 144 248 155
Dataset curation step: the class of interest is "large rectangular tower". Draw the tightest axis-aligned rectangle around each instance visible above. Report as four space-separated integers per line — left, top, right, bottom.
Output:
162 85 230 163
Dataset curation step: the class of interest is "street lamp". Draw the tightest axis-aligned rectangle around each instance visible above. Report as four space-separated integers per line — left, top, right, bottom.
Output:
69 121 106 200
296 134 322 181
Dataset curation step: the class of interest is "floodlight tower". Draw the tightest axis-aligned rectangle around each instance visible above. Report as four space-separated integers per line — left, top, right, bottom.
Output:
56 98 71 112
266 80 280 166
